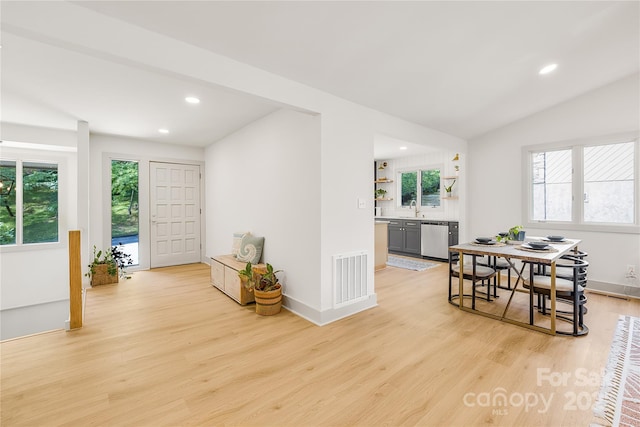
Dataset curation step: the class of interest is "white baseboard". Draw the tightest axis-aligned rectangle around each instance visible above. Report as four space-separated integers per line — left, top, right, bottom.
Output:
587 280 640 299
282 293 378 326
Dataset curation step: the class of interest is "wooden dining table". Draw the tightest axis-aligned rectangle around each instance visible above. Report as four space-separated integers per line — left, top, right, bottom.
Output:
448 237 582 335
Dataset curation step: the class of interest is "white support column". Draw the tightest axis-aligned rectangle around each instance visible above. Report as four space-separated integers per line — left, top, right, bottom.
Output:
77 121 90 284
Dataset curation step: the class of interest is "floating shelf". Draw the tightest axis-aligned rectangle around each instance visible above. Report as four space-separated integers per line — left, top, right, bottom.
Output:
442 176 458 180
374 198 393 201
374 179 394 183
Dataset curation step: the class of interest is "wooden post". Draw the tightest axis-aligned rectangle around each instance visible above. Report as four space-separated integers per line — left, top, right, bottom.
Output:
69 230 82 330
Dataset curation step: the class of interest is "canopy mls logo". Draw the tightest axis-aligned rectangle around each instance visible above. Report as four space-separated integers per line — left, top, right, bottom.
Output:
463 388 552 415
462 367 603 416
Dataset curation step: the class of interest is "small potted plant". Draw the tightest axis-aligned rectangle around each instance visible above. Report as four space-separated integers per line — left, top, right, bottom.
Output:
86 245 133 286
375 188 387 200
444 180 456 197
238 262 282 315
508 225 525 241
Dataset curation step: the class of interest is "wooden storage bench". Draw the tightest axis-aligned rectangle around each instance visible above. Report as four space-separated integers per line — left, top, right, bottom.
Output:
210 255 264 305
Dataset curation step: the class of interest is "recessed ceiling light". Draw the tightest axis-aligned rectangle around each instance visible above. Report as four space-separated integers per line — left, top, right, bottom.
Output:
185 96 200 104
158 128 169 134
539 63 558 75
400 146 408 150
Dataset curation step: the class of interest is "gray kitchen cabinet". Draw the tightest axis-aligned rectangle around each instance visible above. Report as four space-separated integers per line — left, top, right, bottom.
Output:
448 222 459 247
387 219 421 255
388 220 404 252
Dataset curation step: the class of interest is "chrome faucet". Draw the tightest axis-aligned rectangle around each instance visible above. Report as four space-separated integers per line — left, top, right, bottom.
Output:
409 199 419 216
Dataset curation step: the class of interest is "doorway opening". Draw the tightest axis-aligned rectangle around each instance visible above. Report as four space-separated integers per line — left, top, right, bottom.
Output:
111 160 139 265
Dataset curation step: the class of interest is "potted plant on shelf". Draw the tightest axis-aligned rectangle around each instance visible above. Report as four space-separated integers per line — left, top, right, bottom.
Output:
85 245 134 286
238 262 283 315
444 180 456 197
508 225 526 241
375 188 387 200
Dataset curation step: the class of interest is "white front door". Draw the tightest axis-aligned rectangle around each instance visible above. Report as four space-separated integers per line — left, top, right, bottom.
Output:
150 162 201 268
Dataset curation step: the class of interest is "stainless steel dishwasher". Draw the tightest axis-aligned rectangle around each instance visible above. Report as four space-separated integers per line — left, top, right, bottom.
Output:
421 221 450 259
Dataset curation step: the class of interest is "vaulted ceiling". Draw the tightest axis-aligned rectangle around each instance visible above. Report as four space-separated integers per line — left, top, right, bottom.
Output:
2 1 638 148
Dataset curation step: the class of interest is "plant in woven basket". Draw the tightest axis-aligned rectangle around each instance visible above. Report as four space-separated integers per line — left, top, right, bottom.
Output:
239 262 283 316
238 262 281 292
85 245 133 280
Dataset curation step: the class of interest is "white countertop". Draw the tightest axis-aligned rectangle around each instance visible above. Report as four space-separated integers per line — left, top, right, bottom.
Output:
376 216 458 222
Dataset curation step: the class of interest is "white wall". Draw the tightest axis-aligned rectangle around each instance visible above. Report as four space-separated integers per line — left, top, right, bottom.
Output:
88 134 205 272
0 123 78 339
206 109 322 310
468 73 640 296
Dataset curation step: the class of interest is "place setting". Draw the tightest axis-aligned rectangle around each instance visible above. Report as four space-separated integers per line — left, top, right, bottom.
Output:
539 235 573 244
470 237 506 247
517 240 559 253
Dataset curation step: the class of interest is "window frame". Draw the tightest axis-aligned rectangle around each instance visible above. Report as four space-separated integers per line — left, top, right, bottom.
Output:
522 132 640 234
0 149 67 252
396 164 444 211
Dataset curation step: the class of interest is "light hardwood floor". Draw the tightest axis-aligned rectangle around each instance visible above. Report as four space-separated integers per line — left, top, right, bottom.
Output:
2 262 638 426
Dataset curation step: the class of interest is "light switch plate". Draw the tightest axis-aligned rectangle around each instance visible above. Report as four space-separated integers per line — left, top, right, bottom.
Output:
358 198 366 209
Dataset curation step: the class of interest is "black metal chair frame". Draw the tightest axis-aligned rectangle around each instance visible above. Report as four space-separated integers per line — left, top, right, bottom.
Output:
523 256 589 336
448 253 497 309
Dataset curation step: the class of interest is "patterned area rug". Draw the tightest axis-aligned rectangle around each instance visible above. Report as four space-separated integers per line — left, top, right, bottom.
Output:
593 315 640 427
386 256 438 271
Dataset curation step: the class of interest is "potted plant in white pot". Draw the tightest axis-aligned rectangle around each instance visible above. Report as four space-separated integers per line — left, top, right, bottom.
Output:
444 179 456 198
375 188 387 200
238 262 282 315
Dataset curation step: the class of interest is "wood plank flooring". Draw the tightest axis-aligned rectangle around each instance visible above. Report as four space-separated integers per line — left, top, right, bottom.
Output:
2 262 639 426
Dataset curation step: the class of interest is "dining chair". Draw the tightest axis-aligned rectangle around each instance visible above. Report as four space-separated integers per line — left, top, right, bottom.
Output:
522 256 589 336
450 255 497 305
477 255 512 289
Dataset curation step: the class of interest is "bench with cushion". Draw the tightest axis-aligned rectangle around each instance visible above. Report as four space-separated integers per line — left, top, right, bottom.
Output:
210 232 266 305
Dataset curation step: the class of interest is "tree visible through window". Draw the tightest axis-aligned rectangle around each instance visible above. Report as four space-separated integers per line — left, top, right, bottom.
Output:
23 162 58 243
400 171 417 206
111 160 139 265
0 161 17 245
0 160 58 245
399 168 441 208
421 169 440 206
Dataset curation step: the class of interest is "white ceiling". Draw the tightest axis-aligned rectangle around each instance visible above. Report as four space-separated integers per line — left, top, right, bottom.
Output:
2 1 639 148
373 134 439 160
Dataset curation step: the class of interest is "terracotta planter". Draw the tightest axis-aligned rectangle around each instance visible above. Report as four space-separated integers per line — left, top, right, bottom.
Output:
253 287 282 316
91 264 118 286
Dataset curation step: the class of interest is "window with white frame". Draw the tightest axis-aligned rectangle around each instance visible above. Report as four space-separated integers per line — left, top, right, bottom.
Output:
583 141 634 224
0 159 59 246
398 167 441 208
531 149 572 221
527 137 637 227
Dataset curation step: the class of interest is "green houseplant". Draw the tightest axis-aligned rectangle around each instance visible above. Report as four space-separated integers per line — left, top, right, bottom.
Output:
375 188 387 200
238 262 283 315
86 245 133 285
508 225 525 241
444 179 456 197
